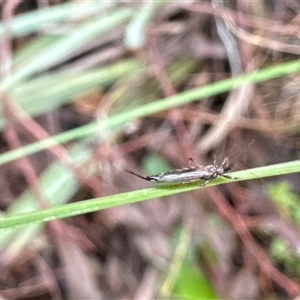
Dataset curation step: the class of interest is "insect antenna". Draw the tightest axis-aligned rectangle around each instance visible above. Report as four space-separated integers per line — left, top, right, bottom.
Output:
227 139 264 182
225 162 263 183
125 170 154 181
247 170 264 183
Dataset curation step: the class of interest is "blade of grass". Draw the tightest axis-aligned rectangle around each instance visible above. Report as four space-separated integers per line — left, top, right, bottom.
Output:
0 140 93 252
3 7 134 88
0 2 115 38
0 160 299 230
0 59 144 130
125 1 165 48
1 59 300 166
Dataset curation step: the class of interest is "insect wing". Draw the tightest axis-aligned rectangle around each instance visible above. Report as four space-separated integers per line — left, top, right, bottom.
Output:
155 168 212 183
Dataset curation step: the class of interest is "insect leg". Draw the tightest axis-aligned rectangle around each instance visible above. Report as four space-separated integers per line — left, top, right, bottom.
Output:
199 180 210 187
189 157 202 168
221 157 228 167
188 158 195 168
221 174 239 180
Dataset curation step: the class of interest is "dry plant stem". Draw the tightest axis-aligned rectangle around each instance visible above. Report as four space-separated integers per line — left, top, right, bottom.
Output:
119 133 157 157
0 2 102 196
213 0 242 77
133 268 158 300
191 2 300 54
207 188 300 297
46 220 84 299
0 1 47 209
0 5 63 272
146 34 176 97
31 250 63 300
146 35 192 158
226 16 300 55
223 0 300 55
2 96 47 209
251 93 281 142
260 270 275 299
160 224 191 298
198 84 254 152
246 216 300 257
281 12 300 36
1 97 95 266
4 99 102 196
188 2 298 37
181 108 292 134
236 0 254 69
1 1 23 77
197 0 254 151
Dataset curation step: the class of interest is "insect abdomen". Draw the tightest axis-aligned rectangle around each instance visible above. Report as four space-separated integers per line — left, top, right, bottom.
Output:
151 169 214 183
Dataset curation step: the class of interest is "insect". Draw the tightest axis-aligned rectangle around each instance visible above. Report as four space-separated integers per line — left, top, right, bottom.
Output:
125 157 236 186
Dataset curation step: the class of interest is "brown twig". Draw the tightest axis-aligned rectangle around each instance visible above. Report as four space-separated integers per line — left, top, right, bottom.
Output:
0 0 48 208
145 33 194 160
207 187 300 297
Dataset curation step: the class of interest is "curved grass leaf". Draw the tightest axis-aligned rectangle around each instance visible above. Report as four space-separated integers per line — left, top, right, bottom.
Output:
0 2 115 39
0 160 299 230
1 59 300 166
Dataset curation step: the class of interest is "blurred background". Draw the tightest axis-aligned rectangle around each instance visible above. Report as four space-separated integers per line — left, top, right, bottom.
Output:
0 0 300 299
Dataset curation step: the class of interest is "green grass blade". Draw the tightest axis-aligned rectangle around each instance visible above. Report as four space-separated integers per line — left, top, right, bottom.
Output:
0 140 93 251
3 8 134 88
0 160 299 230
0 59 143 130
0 2 114 38
1 59 300 166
